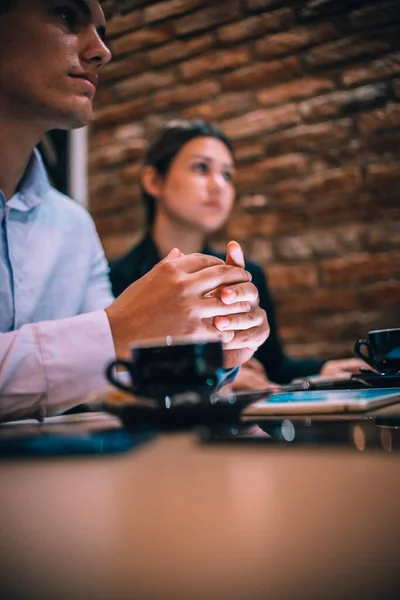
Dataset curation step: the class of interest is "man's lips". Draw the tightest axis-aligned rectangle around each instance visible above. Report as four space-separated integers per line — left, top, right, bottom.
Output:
69 72 98 89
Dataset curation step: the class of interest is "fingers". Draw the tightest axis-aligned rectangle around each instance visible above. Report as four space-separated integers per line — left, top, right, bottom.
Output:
169 252 225 274
189 264 251 296
223 347 255 369
219 281 258 306
163 247 184 260
197 297 252 319
226 240 245 268
231 367 272 391
221 308 270 351
213 304 266 333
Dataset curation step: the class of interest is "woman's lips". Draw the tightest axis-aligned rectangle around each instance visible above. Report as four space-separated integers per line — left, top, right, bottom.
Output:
202 199 224 210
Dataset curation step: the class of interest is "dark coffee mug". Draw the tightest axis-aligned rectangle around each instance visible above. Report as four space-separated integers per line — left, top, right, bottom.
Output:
105 339 224 400
354 328 400 374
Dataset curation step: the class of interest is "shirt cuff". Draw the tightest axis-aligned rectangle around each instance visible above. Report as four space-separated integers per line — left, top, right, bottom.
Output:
38 310 115 418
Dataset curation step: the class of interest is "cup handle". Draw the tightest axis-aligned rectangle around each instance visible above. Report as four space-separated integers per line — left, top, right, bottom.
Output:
354 338 372 365
105 359 135 394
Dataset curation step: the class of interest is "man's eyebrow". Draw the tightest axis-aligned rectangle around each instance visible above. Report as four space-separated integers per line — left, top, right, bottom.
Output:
190 154 235 169
67 0 107 40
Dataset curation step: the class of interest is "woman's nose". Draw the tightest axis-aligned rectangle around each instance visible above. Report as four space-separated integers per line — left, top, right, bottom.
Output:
209 172 225 192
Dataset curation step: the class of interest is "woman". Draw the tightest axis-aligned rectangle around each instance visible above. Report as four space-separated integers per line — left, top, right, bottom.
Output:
109 120 364 389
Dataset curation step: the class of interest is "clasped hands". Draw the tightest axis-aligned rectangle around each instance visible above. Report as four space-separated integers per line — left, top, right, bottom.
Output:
106 240 269 369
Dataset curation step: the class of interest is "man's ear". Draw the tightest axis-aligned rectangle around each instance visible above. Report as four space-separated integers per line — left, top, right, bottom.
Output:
141 165 163 199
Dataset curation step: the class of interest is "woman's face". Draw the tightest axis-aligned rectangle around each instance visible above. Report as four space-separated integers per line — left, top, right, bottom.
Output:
153 136 236 235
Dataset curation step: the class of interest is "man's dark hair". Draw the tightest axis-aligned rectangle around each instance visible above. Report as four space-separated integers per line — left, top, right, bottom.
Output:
142 120 235 228
0 0 16 11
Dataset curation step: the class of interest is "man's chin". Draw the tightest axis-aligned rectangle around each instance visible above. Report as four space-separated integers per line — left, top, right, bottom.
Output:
53 101 93 130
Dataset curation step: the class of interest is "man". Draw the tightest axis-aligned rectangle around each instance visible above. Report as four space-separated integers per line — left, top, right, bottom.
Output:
0 0 269 421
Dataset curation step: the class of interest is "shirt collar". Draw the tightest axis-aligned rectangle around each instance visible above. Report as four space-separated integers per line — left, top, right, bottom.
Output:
8 148 51 212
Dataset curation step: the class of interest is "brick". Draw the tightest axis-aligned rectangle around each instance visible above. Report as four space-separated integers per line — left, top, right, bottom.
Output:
299 84 388 122
256 23 338 58
320 250 400 285
217 9 294 45
113 71 176 100
245 0 284 10
181 92 254 121
120 162 142 184
93 86 114 106
89 142 145 170
361 280 400 310
111 27 172 57
276 226 365 261
365 221 400 250
93 98 150 127
99 55 145 84
144 0 205 24
366 163 400 187
239 194 270 209
221 105 300 140
226 212 279 239
286 340 354 360
106 10 142 38
358 103 400 133
349 1 400 31
236 154 308 186
174 1 241 36
222 55 301 91
341 52 400 87
153 79 220 110
94 206 144 236
278 288 359 316
258 76 334 106
245 238 274 263
393 77 400 99
234 140 265 162
297 0 370 21
267 263 319 289
147 35 214 67
301 167 362 196
264 119 352 154
91 184 141 214
270 179 304 204
305 30 396 69
180 48 250 80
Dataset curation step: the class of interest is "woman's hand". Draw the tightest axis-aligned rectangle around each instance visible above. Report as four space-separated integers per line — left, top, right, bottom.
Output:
320 358 369 379
231 358 277 391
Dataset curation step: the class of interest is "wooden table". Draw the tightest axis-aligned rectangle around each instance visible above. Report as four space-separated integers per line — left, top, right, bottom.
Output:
0 415 400 600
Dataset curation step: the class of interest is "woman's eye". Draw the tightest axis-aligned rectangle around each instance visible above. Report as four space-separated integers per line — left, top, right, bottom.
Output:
192 162 208 174
223 171 234 182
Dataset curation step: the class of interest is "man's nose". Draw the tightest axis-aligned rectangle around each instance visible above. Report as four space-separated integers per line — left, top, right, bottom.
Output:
82 28 112 69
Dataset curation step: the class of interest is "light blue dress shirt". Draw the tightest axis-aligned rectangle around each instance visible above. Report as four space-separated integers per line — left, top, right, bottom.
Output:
0 150 116 421
0 150 114 331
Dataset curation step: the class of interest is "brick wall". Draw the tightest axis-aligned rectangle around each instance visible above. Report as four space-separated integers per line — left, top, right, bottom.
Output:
90 0 400 360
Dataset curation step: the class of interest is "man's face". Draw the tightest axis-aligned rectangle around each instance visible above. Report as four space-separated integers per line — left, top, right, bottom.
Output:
0 0 111 131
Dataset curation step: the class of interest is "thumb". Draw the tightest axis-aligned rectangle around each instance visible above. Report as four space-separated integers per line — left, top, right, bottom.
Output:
163 247 184 261
226 240 245 268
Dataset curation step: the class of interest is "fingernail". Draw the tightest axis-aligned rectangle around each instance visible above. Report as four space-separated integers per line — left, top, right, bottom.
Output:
217 317 230 329
224 288 236 301
222 331 233 343
246 270 252 281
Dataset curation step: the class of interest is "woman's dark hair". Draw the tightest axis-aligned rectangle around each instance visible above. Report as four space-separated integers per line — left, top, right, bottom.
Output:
141 119 234 228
